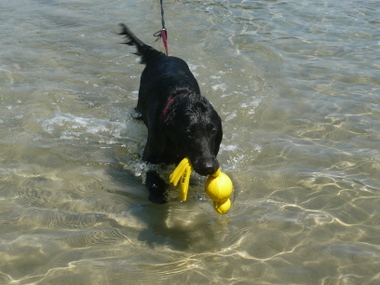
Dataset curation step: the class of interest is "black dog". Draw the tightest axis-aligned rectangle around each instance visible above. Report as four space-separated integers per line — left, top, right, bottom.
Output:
119 24 222 202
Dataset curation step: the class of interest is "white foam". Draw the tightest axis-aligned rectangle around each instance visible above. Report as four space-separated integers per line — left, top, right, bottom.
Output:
40 111 129 143
212 83 228 92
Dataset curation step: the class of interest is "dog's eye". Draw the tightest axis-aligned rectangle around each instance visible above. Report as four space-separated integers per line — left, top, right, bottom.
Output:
207 124 217 135
185 128 194 137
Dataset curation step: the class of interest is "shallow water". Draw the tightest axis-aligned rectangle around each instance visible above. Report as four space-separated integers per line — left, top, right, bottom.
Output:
1 0 380 284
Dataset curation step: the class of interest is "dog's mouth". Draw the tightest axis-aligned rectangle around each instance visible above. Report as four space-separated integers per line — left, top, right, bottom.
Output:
192 157 219 176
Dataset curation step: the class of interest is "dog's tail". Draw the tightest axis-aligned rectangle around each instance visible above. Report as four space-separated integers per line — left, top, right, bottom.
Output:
119 23 164 64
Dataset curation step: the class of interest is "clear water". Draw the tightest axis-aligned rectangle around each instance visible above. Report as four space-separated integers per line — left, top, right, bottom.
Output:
1 0 380 284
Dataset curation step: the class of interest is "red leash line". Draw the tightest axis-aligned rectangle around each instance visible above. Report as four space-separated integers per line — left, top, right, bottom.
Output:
161 29 169 56
154 0 169 55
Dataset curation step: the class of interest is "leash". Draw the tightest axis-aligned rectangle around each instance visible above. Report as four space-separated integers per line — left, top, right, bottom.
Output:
153 0 169 55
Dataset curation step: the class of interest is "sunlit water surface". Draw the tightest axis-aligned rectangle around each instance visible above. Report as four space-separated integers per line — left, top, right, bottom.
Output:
1 0 380 284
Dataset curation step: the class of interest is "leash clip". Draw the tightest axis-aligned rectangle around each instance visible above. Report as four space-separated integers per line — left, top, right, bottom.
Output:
153 28 169 56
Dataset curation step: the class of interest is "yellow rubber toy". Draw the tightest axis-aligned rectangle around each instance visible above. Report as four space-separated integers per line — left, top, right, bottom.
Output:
205 169 233 202
169 157 233 214
169 157 193 201
213 198 231 215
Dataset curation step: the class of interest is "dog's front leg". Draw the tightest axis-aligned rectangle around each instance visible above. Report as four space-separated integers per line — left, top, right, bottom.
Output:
145 170 168 204
142 132 164 163
142 133 169 203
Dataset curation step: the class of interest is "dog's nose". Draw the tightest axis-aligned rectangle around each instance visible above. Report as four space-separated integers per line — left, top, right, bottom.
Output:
194 157 219 176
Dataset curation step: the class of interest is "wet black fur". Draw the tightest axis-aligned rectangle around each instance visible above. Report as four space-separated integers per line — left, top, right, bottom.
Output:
119 24 222 202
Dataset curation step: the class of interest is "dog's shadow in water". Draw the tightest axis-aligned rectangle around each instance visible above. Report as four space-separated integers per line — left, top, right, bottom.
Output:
106 159 221 252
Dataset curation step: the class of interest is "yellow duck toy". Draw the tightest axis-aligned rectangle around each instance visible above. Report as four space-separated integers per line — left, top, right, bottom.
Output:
169 157 233 214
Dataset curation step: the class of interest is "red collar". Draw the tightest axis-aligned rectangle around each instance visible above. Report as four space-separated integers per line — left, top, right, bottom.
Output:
161 94 185 120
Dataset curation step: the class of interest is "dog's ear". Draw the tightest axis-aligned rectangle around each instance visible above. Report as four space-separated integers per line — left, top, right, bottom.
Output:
162 109 176 127
214 126 223 155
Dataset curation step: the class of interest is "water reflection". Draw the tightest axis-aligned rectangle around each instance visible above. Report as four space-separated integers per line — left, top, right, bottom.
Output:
1 0 380 284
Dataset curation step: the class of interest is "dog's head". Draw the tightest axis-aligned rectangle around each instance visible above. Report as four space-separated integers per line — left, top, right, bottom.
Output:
165 95 223 176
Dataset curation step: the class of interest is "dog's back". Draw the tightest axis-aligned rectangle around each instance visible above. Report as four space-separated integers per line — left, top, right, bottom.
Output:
119 24 222 178
119 24 201 114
